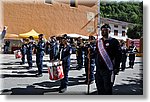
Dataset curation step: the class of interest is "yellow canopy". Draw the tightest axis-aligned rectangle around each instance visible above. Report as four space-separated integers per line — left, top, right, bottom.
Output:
4 33 20 40
19 29 40 39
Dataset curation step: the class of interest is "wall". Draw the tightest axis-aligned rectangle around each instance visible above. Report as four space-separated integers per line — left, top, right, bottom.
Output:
3 0 97 39
0 0 3 31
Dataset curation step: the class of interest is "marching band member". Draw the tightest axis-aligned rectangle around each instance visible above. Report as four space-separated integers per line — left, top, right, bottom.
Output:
95 24 122 95
84 36 96 84
128 41 138 68
59 35 72 93
26 36 34 69
76 37 84 70
35 34 45 77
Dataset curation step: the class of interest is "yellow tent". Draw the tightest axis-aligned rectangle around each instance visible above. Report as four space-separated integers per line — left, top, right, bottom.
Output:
4 33 20 40
19 29 40 39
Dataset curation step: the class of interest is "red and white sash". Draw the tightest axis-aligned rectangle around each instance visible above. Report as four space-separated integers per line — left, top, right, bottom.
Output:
97 38 113 71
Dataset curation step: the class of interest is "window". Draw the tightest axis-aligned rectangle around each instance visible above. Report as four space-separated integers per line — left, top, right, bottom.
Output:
114 30 118 36
114 25 118 28
122 26 126 29
70 0 77 7
87 26 94 33
122 31 126 36
87 12 95 21
45 0 52 4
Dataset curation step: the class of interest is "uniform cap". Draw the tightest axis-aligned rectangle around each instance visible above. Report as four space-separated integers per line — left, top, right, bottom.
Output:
89 36 95 40
29 36 34 40
101 24 111 30
62 34 69 39
38 34 44 37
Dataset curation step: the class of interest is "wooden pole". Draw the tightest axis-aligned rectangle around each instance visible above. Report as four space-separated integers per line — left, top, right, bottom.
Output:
87 47 90 94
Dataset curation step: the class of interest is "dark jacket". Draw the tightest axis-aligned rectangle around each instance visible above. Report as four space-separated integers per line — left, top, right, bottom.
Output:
95 38 122 74
61 45 72 67
35 40 45 55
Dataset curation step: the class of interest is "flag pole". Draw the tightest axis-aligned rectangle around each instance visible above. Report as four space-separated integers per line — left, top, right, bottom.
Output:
98 0 101 37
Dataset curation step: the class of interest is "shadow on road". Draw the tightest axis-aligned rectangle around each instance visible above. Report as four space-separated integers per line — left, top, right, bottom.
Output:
1 85 58 95
90 75 143 95
0 65 83 78
1 77 86 95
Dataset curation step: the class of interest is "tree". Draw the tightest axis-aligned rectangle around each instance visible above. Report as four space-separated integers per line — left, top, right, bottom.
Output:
100 1 143 24
126 24 143 39
100 1 143 39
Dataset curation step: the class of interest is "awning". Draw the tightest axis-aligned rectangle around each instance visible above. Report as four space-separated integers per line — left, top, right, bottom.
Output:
4 33 20 40
63 34 89 39
19 29 40 39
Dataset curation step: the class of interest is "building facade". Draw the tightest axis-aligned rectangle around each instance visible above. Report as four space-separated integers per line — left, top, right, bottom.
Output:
2 0 97 39
100 17 132 41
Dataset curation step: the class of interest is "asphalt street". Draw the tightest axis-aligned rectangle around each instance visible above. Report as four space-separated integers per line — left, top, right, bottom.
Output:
0 54 143 95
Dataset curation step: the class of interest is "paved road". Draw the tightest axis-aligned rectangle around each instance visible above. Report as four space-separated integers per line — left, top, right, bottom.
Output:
0 54 143 95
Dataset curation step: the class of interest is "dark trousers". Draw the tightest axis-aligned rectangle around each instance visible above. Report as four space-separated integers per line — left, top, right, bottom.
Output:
95 70 113 95
77 52 83 68
85 58 95 81
121 55 127 70
27 53 32 67
50 48 56 60
60 64 70 89
129 54 135 67
4 46 9 54
36 53 44 74
21 53 26 64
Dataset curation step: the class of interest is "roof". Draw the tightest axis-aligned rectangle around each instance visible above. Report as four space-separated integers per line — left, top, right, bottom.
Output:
100 17 134 26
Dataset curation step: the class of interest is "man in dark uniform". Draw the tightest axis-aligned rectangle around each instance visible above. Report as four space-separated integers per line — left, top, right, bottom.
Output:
128 41 138 68
120 40 128 71
95 24 122 95
45 40 50 55
20 38 27 65
4 40 10 54
84 36 96 84
35 34 45 77
59 36 72 93
76 37 84 70
26 36 34 69
49 36 57 60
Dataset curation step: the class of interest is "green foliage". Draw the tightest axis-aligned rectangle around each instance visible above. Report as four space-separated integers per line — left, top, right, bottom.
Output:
100 1 143 39
126 24 143 39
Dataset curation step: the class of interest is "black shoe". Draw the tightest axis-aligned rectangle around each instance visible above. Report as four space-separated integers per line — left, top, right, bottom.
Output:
58 86 62 91
36 73 43 77
76 66 82 70
90 80 94 84
84 80 94 84
121 69 125 71
83 80 88 84
26 67 32 70
76 65 83 70
20 62 25 65
59 88 67 93
77 68 82 70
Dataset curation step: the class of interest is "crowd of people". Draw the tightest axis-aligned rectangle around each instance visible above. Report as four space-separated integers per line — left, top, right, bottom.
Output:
1 24 138 94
